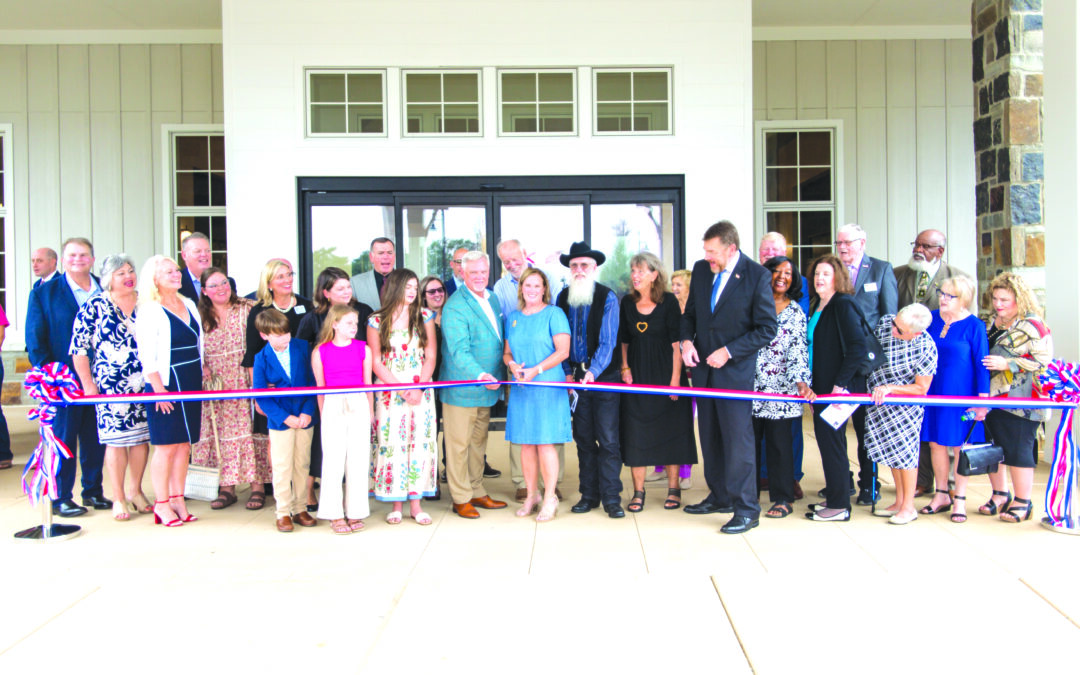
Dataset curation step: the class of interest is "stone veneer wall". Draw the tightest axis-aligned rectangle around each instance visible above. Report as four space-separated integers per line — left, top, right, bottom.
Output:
972 0 1045 308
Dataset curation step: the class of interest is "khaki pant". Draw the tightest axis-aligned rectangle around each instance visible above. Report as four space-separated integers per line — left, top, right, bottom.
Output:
509 443 566 489
443 403 490 504
268 426 314 518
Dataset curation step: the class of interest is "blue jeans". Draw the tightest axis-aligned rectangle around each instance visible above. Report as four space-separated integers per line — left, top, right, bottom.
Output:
572 389 623 504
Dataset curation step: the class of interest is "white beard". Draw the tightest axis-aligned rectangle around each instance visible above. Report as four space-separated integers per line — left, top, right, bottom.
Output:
907 256 935 274
567 275 596 308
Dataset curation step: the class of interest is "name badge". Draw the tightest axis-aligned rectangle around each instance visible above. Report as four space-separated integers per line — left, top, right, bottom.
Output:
294 305 306 314
864 282 878 293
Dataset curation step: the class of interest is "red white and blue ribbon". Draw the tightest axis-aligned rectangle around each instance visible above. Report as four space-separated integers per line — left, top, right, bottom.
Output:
21 364 80 506
1039 360 1080 529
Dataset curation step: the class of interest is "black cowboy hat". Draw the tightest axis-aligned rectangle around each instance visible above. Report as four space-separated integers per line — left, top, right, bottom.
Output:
559 241 606 267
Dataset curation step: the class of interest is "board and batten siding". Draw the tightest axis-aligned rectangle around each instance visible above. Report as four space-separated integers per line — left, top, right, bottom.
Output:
753 39 976 277
0 43 223 346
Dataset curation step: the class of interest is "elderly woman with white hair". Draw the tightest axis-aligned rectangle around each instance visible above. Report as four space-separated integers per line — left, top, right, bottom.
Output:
135 255 204 527
69 254 152 521
919 274 990 523
863 304 938 524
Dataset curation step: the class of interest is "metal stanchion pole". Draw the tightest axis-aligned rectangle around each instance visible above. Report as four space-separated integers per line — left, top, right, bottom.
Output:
14 497 82 542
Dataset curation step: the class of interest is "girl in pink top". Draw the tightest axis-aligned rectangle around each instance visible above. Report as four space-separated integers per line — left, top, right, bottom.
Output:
311 304 373 535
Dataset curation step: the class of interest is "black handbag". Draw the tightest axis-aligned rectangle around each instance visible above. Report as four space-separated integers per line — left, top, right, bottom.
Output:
957 421 1004 476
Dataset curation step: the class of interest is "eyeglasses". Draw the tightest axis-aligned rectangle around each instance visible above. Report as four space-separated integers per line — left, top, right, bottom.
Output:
273 271 295 279
424 288 445 296
205 282 231 291
936 288 959 301
891 318 906 336
451 258 463 265
911 241 943 250
834 238 864 247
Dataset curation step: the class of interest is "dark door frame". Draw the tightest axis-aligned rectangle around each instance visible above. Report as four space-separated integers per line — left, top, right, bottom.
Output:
296 174 685 297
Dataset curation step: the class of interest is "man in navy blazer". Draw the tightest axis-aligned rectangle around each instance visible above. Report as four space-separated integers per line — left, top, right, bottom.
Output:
24 237 108 517
178 232 236 302
680 221 777 534
835 224 899 505
31 247 58 289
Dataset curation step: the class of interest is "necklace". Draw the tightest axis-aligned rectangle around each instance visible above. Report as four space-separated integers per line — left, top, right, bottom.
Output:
272 295 294 313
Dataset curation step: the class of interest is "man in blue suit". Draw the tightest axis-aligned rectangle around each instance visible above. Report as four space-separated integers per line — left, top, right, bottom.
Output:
31 247 58 288
439 251 508 519
25 237 108 517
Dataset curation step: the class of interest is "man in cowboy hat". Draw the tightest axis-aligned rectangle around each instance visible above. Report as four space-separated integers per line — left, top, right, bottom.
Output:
556 241 625 518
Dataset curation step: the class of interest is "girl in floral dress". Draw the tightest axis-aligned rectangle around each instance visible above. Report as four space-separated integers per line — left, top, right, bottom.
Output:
366 269 438 525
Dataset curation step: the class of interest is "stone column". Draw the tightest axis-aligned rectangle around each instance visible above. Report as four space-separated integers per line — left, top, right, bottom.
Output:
972 0 1045 307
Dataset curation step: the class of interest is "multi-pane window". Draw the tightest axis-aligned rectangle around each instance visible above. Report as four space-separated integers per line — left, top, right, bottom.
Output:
0 130 7 311
498 70 575 135
402 70 481 135
173 132 228 271
594 68 672 134
760 128 837 275
307 70 386 136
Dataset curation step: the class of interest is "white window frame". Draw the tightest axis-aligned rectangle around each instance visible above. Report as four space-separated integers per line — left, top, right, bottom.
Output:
160 125 227 264
400 69 483 137
305 68 388 138
0 124 11 321
754 119 845 267
496 68 578 137
592 67 674 136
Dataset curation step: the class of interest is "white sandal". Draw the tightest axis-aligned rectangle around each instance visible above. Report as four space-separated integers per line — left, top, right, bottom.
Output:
411 511 432 526
386 511 403 525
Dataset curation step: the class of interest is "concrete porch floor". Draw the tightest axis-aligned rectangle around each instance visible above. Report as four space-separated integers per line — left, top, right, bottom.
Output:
1 410 1078 673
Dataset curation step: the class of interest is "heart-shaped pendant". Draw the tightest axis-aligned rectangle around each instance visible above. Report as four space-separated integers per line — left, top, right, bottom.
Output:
636 322 648 333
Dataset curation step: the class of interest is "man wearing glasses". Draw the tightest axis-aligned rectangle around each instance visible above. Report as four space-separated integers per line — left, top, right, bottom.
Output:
834 223 897 507
894 229 975 312
444 246 470 296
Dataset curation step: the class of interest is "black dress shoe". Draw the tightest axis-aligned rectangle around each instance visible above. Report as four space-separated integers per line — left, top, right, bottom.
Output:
720 515 760 534
53 499 89 518
81 495 113 510
571 498 600 513
483 462 502 479
855 488 880 506
604 502 625 518
683 500 733 515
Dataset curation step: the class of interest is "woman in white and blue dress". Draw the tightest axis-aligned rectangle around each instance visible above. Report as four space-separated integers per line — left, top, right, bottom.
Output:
503 268 571 523
135 255 203 527
863 304 937 525
70 254 151 521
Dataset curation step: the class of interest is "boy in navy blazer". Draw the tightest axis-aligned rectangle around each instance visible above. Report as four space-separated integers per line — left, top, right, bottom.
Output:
252 309 318 532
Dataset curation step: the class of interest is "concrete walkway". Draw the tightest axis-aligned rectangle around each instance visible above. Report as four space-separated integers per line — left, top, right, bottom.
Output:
1 411 1077 673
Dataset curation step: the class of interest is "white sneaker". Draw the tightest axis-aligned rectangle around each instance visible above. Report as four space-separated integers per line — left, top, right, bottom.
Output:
679 477 692 490
645 471 666 483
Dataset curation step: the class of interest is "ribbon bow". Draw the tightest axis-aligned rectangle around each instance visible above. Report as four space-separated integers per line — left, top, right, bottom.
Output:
21 363 82 506
1039 360 1080 528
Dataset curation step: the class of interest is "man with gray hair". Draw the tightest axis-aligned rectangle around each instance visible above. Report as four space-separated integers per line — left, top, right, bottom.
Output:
834 223 897 506
494 239 565 501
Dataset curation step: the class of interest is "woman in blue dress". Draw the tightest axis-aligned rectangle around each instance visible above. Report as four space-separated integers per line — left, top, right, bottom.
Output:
503 268 571 523
919 275 990 523
135 255 204 527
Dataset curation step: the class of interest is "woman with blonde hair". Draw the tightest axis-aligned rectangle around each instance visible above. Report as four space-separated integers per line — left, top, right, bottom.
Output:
979 272 1053 523
240 258 313 510
135 255 203 527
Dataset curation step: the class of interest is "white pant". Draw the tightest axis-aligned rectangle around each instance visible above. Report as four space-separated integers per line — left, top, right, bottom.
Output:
317 394 371 520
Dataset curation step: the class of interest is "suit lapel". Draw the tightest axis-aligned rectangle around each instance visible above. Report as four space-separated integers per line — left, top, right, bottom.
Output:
853 259 872 293
712 255 746 314
465 290 500 340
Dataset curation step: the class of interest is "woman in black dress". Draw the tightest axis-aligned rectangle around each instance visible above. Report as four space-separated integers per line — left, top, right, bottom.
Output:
619 252 697 512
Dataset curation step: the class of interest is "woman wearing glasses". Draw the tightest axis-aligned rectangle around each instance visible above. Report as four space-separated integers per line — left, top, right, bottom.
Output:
918 275 990 523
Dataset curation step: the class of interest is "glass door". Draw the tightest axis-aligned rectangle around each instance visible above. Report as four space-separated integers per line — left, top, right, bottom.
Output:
397 195 492 285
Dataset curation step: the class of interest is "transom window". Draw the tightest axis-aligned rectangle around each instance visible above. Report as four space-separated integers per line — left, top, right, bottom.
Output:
306 69 387 136
757 124 840 275
172 131 228 272
402 70 482 136
498 70 576 135
593 68 672 134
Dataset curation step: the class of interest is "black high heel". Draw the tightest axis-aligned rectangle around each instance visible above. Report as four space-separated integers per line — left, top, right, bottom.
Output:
1001 497 1033 523
918 489 952 515
627 490 646 513
978 490 1011 516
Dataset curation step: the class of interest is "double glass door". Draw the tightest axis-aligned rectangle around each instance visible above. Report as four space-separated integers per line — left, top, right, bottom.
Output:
300 177 684 298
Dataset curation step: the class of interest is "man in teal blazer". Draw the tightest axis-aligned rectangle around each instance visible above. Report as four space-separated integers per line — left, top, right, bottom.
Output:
440 251 509 518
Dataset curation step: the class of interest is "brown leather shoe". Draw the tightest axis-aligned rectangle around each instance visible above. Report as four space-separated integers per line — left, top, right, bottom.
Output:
292 512 317 527
453 502 481 519
514 488 528 503
793 480 804 500
470 495 508 510
276 515 294 532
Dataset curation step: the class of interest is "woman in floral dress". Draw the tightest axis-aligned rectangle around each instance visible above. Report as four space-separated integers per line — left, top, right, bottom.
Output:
192 267 272 510
366 269 438 525
70 254 151 520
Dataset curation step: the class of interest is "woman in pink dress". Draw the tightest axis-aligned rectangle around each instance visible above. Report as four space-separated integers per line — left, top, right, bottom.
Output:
191 267 272 510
